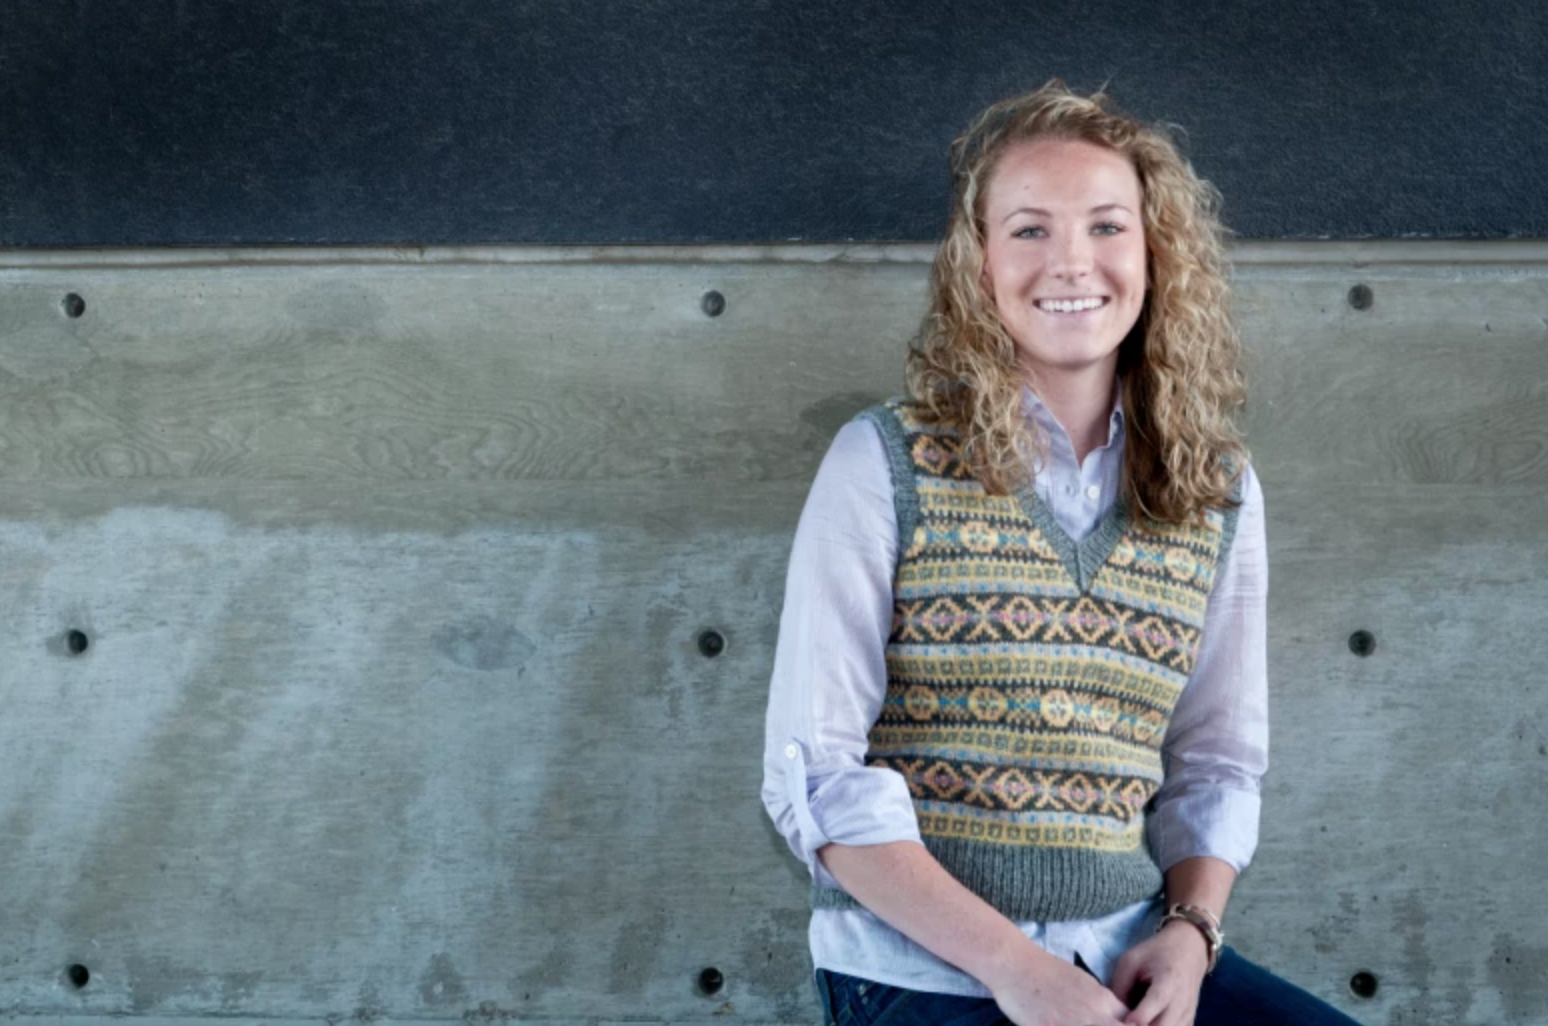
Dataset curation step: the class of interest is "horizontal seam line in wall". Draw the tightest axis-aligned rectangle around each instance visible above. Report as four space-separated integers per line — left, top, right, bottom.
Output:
6 239 1548 271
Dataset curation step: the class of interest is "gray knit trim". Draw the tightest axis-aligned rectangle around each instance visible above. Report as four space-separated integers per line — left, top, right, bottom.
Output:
1214 470 1246 571
812 837 1163 923
1016 485 1132 592
858 402 920 577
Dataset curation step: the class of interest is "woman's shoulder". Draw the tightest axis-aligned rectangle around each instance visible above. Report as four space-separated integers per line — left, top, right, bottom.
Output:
1227 459 1263 510
804 413 897 528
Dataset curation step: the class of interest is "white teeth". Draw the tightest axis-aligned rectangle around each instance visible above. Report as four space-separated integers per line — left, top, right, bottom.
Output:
1037 297 1104 313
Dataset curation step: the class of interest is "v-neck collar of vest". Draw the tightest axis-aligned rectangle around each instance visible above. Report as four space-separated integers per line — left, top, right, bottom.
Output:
1014 483 1132 592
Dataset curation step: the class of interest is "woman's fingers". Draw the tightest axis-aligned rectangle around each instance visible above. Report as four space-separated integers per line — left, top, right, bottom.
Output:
1122 977 1200 1026
1122 976 1173 1026
1109 952 1146 1010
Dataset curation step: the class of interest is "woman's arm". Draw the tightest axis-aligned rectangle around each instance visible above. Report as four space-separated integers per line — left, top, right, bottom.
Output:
821 841 1131 1026
1146 466 1269 876
761 420 920 875
1160 855 1236 925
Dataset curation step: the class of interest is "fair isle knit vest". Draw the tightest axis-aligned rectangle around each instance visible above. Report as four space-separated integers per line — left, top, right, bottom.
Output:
812 399 1240 922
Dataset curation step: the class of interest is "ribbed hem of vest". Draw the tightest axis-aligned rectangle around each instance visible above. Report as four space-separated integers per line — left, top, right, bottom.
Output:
810 839 1164 923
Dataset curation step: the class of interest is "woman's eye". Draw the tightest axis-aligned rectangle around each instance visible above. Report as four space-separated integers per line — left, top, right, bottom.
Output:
1012 225 1046 239
1092 222 1124 236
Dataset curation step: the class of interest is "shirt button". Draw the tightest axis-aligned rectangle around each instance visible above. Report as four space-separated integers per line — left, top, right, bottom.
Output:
784 743 799 760
1085 485 1100 500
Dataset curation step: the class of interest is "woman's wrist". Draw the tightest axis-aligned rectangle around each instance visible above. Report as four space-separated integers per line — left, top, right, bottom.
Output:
1161 855 1236 973
971 925 1060 996
1157 906 1222 972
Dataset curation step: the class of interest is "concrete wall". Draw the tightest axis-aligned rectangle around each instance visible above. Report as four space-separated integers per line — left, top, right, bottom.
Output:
1 243 1545 1025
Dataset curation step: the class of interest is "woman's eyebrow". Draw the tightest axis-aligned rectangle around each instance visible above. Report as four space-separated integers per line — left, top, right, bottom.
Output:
1000 202 1134 224
1001 206 1051 223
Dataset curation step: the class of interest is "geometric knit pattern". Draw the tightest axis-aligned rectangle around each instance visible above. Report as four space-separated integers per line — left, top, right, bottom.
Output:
813 399 1240 922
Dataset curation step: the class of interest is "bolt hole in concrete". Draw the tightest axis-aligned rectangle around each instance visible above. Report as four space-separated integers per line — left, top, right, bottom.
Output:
1348 630 1376 658
1348 970 1378 999
700 289 726 317
697 629 725 658
696 967 725 996
67 964 90 988
61 292 86 318
1347 283 1373 310
66 629 90 656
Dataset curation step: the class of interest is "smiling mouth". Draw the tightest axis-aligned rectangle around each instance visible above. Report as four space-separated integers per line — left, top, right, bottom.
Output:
1034 297 1109 314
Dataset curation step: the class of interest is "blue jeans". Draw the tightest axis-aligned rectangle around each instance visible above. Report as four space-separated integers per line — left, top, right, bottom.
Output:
816 948 1366 1026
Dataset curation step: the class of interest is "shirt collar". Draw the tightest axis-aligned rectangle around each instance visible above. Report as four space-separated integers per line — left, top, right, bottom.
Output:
1020 381 1126 450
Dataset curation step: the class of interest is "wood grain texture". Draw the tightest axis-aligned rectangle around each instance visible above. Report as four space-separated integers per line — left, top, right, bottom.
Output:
1238 273 1548 487
0 263 919 482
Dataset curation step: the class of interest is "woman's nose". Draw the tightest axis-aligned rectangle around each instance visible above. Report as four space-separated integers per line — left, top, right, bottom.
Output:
1049 231 1093 278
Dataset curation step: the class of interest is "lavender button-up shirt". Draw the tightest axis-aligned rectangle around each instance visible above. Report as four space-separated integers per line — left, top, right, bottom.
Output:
761 392 1268 995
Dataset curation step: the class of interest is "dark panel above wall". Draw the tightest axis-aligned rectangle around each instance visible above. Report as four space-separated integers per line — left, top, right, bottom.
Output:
2 0 1544 246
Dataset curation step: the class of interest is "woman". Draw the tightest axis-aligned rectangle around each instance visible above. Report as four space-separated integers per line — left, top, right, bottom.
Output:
761 82 1362 1026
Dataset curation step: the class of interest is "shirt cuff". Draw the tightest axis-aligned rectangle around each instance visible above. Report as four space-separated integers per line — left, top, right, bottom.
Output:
1147 786 1261 874
779 739 922 887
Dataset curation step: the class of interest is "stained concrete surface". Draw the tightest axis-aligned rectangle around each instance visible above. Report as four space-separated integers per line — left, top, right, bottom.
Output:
1 245 1545 1024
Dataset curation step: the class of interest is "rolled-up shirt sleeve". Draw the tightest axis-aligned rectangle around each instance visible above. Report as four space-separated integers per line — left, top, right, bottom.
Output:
1148 464 1270 874
762 419 922 888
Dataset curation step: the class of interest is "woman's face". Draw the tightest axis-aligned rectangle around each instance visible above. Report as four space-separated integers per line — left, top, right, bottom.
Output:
980 137 1148 390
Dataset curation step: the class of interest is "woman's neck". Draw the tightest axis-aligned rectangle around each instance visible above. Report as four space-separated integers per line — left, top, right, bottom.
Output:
1032 370 1119 465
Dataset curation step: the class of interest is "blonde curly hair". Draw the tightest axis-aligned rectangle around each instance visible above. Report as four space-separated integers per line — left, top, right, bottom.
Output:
906 80 1246 523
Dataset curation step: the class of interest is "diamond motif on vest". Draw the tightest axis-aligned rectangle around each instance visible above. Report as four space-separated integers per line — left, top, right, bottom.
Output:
1063 773 1096 813
1120 778 1152 815
997 768 1036 810
1069 596 1110 643
923 760 964 799
922 597 965 641
911 435 957 478
1133 615 1176 662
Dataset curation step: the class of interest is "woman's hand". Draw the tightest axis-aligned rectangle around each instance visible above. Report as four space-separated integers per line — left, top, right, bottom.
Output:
981 946 1129 1026
1109 920 1211 1026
